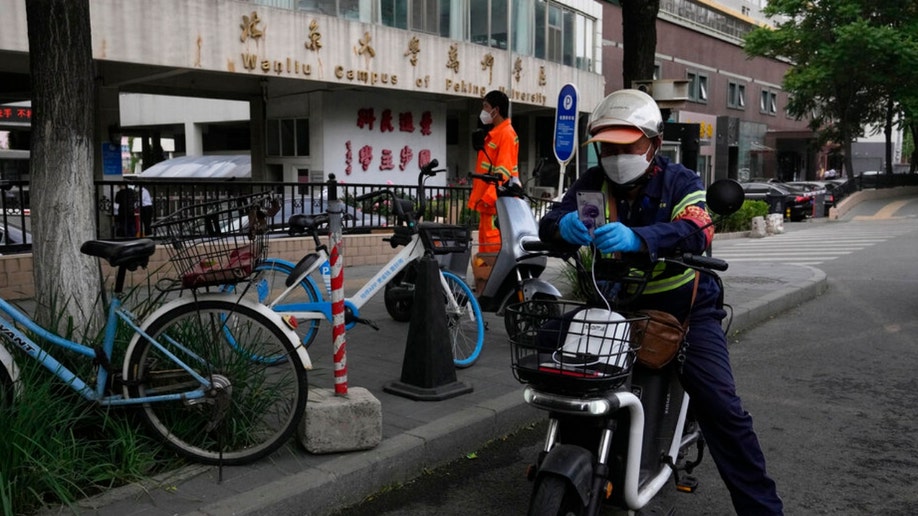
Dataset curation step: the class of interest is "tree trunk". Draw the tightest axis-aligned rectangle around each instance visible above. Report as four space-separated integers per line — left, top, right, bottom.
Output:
910 122 918 174
885 98 893 175
26 0 101 332
620 0 660 89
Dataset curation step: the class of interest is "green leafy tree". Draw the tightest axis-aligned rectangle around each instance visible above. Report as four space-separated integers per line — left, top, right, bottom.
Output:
745 1 918 179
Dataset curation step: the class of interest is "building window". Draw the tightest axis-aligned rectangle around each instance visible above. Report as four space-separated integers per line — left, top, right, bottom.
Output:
547 3 562 61
660 0 757 41
535 1 595 70
653 62 662 80
378 0 449 35
380 0 408 30
267 118 309 157
298 0 361 19
687 71 708 104
470 0 507 49
728 80 745 109
760 89 778 116
511 0 534 55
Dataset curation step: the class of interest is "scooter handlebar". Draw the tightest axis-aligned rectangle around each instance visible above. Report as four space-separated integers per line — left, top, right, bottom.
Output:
676 253 729 272
468 172 501 184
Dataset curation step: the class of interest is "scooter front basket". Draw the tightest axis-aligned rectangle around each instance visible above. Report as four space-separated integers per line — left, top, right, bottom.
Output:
417 223 471 254
506 300 647 394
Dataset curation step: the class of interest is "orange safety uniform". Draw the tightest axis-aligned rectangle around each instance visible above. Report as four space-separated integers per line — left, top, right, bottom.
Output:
467 118 519 253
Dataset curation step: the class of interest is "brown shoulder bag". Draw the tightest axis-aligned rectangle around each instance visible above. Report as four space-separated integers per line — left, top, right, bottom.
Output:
635 272 699 369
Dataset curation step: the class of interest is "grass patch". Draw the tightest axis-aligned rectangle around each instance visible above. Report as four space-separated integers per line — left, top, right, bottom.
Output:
0 274 182 516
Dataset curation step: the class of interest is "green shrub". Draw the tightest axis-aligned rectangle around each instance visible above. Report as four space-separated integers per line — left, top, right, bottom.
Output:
717 200 768 233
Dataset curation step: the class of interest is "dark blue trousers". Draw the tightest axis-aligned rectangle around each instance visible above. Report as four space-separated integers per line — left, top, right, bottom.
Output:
680 317 784 515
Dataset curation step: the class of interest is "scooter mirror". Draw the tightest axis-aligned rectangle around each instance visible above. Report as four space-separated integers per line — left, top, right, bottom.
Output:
706 179 745 216
472 129 486 152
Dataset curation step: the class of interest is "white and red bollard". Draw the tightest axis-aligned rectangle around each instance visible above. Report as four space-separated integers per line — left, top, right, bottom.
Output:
298 174 381 454
326 174 347 396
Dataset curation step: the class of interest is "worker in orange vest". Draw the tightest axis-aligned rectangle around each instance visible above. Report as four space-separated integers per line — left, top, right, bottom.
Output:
468 90 519 254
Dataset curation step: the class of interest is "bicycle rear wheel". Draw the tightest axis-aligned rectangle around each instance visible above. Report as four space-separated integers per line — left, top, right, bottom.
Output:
124 299 307 465
225 258 323 349
441 271 485 368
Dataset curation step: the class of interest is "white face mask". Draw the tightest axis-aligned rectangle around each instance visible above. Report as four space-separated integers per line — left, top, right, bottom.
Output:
479 109 494 126
601 144 654 185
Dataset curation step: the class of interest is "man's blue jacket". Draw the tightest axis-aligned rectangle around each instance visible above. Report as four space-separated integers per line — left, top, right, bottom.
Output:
539 155 725 322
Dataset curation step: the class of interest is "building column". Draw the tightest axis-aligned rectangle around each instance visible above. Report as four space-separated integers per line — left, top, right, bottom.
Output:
183 121 203 156
249 95 266 181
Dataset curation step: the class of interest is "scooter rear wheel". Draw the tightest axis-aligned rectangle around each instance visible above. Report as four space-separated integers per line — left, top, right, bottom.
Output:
529 474 585 516
384 267 415 322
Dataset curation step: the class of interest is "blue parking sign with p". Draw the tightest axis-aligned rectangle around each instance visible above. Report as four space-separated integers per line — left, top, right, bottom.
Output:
553 83 578 165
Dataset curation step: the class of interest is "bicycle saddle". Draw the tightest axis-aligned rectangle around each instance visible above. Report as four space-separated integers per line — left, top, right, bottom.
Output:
288 213 329 235
80 239 156 270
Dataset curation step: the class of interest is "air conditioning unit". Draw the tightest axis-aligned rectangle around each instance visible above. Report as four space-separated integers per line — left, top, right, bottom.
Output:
631 79 690 109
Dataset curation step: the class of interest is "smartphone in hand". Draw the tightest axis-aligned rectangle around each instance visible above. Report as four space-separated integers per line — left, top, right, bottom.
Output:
576 191 606 236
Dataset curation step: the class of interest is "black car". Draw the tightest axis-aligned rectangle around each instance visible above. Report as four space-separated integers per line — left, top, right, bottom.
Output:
787 181 833 216
740 182 814 221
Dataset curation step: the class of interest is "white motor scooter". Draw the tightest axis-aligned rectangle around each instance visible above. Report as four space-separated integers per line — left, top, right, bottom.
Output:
507 179 745 515
384 172 562 334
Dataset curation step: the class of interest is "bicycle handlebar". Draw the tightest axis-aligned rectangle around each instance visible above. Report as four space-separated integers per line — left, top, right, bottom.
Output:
353 159 445 227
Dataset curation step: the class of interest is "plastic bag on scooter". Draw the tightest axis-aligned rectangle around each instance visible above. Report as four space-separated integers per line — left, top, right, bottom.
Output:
543 307 633 377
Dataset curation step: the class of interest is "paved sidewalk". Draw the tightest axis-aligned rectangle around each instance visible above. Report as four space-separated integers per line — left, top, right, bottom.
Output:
45 257 827 516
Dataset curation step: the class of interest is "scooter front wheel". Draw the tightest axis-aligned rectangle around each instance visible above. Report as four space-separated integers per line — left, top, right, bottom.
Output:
504 293 559 337
529 474 586 516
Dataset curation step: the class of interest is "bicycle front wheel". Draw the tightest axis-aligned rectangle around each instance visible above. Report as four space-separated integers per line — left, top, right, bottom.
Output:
441 271 485 368
225 258 323 349
124 299 308 465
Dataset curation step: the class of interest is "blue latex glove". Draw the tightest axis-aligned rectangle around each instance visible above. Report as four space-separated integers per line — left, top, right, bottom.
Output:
558 211 592 246
593 222 642 253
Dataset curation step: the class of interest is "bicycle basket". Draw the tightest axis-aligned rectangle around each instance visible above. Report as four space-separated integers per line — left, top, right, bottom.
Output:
506 300 648 394
153 192 277 290
417 223 470 255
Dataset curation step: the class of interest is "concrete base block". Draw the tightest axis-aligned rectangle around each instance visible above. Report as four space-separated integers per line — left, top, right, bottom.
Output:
298 387 382 454
750 216 767 238
765 213 784 234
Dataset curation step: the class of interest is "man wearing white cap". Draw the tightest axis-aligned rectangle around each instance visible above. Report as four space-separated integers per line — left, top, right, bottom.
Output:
540 89 784 515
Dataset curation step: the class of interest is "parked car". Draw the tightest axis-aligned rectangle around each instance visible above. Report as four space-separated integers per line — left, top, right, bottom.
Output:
787 181 834 216
740 182 814 222
212 195 369 237
857 171 881 189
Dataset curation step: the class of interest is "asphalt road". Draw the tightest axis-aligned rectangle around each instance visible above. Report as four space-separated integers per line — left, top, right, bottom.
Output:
332 197 918 515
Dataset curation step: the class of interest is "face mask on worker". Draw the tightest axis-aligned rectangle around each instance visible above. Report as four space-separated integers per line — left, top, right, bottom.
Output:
479 108 494 126
601 142 654 185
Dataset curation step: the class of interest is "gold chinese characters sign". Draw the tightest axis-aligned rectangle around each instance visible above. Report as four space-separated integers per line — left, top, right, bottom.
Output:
231 11 550 105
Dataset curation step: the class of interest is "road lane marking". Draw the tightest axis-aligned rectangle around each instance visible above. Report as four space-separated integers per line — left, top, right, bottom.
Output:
853 199 914 220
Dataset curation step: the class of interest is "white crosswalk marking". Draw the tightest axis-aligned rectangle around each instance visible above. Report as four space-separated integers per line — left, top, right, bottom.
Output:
711 220 918 265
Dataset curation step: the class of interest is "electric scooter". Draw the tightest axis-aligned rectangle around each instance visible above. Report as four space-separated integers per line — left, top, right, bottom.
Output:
507 179 745 515
384 172 562 334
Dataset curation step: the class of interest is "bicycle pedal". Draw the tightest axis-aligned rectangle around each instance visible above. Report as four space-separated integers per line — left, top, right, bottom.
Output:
676 475 698 493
